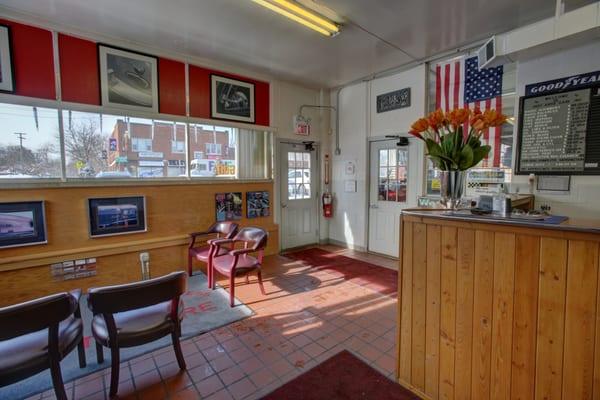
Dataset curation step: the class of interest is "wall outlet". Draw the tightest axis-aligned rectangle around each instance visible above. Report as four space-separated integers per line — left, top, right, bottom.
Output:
139 252 150 280
139 252 150 263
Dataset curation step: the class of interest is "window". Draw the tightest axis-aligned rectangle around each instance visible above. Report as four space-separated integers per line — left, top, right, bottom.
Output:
287 151 311 200
189 123 236 178
205 143 222 155
0 103 61 179
378 148 408 202
171 140 185 153
0 100 272 183
131 138 152 152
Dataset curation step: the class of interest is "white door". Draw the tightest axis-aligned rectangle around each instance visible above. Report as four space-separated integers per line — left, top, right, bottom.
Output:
368 139 416 258
280 142 319 250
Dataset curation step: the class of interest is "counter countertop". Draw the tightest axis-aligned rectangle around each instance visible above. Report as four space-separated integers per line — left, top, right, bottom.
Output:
402 208 600 234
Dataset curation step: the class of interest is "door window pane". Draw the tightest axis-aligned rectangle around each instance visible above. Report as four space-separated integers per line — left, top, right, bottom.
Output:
0 103 61 179
287 151 311 200
377 147 407 202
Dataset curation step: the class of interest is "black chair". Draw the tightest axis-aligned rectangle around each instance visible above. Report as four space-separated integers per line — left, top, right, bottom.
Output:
87 271 188 397
0 290 86 400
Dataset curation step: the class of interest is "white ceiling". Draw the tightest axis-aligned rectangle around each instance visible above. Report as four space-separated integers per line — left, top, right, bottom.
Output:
0 0 558 88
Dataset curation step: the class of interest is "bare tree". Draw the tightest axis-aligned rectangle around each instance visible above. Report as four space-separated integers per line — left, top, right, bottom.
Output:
63 118 107 176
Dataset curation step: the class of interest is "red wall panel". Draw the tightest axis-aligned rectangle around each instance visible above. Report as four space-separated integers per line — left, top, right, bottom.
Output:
189 65 270 126
0 19 55 99
58 33 100 105
158 58 186 116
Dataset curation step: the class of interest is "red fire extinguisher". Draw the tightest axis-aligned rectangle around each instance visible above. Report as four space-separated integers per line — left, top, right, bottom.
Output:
322 191 333 218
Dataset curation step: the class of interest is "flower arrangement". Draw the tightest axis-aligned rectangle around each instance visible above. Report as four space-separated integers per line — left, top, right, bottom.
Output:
409 107 508 171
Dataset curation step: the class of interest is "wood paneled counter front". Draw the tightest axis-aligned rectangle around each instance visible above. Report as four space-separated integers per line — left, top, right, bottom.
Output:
397 209 600 400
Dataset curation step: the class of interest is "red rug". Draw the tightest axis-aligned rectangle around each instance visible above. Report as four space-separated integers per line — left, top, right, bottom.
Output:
261 350 420 400
285 248 398 298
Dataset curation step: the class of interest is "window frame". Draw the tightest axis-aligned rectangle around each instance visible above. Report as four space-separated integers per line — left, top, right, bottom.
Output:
0 93 275 187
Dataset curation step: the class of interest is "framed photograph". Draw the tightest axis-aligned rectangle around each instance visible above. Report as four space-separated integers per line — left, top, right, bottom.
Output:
0 201 47 248
98 44 159 112
0 24 14 93
211 74 255 123
246 191 270 218
88 196 147 238
215 192 243 222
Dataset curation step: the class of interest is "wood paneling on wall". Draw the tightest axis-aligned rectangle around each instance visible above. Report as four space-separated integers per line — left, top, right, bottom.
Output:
0 183 277 306
397 216 600 400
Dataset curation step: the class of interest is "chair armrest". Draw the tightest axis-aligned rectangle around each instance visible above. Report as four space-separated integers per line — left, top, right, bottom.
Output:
230 248 254 257
69 289 82 319
208 238 234 247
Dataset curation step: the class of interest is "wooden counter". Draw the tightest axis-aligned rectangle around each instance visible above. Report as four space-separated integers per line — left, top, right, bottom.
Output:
397 210 600 400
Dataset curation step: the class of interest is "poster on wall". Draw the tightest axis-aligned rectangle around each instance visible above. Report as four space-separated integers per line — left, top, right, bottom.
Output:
246 191 270 218
211 75 255 123
215 192 243 222
88 196 147 237
98 44 159 113
0 201 47 248
0 24 14 93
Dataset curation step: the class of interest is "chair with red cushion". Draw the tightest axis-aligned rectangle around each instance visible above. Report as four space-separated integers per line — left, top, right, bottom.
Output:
188 222 239 284
209 227 268 307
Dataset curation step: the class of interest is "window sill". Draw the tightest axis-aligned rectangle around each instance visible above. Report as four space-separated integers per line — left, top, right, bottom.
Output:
0 177 273 190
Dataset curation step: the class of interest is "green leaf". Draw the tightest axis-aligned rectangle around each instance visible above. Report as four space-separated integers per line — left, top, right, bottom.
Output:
458 145 474 170
472 145 491 167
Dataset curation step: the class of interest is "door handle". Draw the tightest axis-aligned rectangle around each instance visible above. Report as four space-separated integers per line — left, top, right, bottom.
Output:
281 203 288 208
370 204 379 209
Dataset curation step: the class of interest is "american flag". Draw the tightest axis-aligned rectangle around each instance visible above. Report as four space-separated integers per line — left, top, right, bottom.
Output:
435 56 504 167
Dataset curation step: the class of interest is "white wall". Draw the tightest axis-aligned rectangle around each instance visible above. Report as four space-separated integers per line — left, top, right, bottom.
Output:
512 40 600 218
328 64 427 250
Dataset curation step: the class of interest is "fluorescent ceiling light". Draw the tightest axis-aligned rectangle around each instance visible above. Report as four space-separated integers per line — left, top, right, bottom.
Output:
251 0 340 37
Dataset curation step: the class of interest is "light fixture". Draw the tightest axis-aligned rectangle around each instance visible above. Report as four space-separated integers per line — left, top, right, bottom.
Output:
251 0 340 37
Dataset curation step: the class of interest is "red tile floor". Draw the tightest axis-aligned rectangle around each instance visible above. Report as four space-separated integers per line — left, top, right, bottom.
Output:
26 246 399 400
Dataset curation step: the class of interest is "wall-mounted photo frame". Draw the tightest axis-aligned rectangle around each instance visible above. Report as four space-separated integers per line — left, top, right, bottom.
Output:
215 192 243 222
98 44 159 113
247 191 270 218
0 24 15 93
88 196 147 238
211 74 255 123
0 201 47 248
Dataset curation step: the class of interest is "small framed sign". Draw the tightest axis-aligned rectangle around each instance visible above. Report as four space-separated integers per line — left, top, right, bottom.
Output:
376 88 411 113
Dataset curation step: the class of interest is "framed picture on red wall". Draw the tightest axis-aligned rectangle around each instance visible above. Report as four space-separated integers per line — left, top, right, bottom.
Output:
211 75 255 123
98 44 159 113
0 24 14 93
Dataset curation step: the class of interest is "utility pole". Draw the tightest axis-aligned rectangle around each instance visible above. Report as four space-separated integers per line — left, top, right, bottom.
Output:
14 132 27 168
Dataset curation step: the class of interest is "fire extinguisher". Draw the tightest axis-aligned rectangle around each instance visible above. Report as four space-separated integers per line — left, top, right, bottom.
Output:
322 191 333 218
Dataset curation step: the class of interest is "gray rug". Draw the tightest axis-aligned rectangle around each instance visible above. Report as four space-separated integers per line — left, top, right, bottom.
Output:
0 272 253 400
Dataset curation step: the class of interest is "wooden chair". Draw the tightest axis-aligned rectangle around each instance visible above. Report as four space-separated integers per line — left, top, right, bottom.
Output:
87 272 187 397
209 227 268 307
188 222 239 285
0 290 86 400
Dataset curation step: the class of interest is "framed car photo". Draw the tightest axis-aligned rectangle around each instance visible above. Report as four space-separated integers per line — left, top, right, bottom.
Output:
0 24 15 93
98 44 159 113
211 74 255 123
88 196 147 238
0 201 47 248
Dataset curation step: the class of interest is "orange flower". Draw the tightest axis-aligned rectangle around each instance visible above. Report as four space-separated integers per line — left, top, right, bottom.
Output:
483 109 507 127
409 118 429 134
427 109 447 131
447 108 470 128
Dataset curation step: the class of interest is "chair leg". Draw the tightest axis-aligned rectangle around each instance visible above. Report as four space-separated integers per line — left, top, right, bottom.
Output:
245 273 250 284
78 337 87 368
257 269 266 295
207 260 212 289
187 253 193 277
49 356 67 400
229 274 236 307
96 341 104 364
211 268 217 290
109 346 120 397
171 329 187 370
